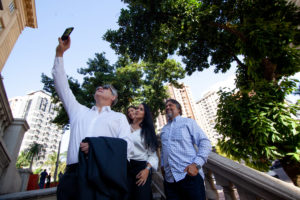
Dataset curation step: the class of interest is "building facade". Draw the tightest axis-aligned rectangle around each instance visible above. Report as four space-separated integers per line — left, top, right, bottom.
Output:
156 83 200 132
196 76 235 146
9 90 62 169
0 0 37 71
0 0 37 194
196 90 221 146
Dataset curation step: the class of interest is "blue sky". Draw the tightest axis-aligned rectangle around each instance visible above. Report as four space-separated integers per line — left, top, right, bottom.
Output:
2 0 237 103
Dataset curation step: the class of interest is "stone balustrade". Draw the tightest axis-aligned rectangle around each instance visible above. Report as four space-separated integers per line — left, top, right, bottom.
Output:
204 152 300 200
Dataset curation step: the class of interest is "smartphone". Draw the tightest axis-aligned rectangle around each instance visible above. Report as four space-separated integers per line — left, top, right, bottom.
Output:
61 27 74 40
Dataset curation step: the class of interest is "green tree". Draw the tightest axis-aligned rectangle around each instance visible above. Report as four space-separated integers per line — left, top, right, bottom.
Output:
103 0 300 185
42 53 185 127
24 142 44 170
44 152 66 181
16 151 30 169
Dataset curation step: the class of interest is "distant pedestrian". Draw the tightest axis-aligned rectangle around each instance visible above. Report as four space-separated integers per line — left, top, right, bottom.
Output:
39 169 48 189
46 173 51 188
58 171 63 182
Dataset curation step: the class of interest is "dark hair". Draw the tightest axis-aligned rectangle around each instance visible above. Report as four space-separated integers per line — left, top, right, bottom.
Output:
126 105 137 124
140 103 158 152
166 99 182 115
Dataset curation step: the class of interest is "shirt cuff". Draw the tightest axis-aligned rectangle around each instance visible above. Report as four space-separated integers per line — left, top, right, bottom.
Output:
193 157 205 167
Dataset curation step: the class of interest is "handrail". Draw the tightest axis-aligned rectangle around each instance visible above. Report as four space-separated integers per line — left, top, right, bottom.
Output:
204 152 300 200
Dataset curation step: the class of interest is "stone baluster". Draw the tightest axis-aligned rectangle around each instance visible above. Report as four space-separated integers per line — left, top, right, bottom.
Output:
214 173 237 200
203 167 219 200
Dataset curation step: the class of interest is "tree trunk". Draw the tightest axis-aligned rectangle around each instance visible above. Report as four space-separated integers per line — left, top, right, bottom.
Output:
262 58 277 81
280 157 300 187
29 156 34 170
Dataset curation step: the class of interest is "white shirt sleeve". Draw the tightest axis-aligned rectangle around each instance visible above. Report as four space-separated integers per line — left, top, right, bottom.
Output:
52 57 83 120
147 150 158 171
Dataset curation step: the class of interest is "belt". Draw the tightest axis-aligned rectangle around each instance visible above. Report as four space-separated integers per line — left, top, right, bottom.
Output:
65 163 79 173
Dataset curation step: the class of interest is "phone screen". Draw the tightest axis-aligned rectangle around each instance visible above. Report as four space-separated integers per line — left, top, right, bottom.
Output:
61 27 74 40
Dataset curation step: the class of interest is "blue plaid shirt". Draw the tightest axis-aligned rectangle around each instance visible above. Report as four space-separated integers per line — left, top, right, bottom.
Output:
160 116 211 183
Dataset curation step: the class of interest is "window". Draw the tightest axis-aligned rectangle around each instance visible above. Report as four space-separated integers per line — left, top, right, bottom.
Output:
9 1 15 13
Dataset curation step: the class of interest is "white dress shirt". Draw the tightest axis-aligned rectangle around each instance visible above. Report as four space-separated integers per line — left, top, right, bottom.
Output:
52 57 133 165
129 128 158 171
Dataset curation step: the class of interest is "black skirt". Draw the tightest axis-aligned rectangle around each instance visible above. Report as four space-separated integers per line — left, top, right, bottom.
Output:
128 159 153 200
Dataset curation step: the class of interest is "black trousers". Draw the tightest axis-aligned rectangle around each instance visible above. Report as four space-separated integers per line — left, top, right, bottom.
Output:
57 163 79 200
164 174 206 200
128 160 152 200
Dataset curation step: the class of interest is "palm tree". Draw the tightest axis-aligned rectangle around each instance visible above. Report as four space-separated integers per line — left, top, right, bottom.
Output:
16 151 30 168
44 151 67 182
25 142 44 170
44 152 58 173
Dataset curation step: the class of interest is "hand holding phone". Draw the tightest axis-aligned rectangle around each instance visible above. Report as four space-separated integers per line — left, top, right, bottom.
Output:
61 27 74 40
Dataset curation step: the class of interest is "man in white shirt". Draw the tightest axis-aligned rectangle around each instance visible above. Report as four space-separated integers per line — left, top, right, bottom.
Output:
53 36 133 200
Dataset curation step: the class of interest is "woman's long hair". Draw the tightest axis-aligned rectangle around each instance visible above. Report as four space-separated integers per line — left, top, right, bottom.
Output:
126 105 137 124
140 103 158 152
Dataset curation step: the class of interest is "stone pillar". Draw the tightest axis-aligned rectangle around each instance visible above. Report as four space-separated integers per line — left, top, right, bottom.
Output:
18 168 32 192
3 118 29 162
0 119 29 194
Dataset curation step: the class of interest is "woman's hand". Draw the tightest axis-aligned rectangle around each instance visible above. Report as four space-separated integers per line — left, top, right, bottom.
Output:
136 168 149 186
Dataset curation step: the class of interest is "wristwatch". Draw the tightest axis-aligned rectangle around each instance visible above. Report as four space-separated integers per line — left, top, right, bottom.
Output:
195 163 201 170
146 166 151 170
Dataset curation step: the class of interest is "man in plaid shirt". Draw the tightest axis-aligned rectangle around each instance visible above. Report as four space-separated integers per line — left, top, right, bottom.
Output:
160 99 211 200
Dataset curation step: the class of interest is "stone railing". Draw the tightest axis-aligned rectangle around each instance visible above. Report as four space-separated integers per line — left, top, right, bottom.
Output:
204 152 300 200
151 152 300 200
0 187 56 200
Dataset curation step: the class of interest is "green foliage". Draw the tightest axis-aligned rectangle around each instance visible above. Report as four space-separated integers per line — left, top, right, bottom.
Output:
33 167 43 175
16 151 30 169
215 78 300 171
42 53 185 127
43 152 66 181
103 0 300 175
105 0 300 76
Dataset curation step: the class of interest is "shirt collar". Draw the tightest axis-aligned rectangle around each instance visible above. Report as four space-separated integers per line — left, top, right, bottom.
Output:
168 115 181 123
91 106 111 113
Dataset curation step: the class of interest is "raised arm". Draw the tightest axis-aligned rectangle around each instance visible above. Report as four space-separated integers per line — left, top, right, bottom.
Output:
52 37 83 119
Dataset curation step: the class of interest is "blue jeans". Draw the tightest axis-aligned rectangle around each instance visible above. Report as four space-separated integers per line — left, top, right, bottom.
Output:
164 174 206 200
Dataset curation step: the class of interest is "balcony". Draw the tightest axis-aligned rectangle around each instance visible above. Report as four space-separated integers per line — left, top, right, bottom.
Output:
1 152 299 200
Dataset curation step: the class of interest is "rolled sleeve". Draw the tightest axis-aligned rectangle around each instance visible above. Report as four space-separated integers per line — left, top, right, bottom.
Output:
191 120 212 167
147 150 158 171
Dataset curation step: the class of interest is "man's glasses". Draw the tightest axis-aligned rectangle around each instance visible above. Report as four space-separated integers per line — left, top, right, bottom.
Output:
96 85 112 91
96 84 117 97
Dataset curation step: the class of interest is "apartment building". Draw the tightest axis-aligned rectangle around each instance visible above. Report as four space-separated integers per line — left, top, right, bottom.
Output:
9 90 62 169
156 83 200 132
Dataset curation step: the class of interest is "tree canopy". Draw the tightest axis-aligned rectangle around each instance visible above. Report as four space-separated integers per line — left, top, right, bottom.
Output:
42 53 185 127
104 0 300 78
103 0 300 185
